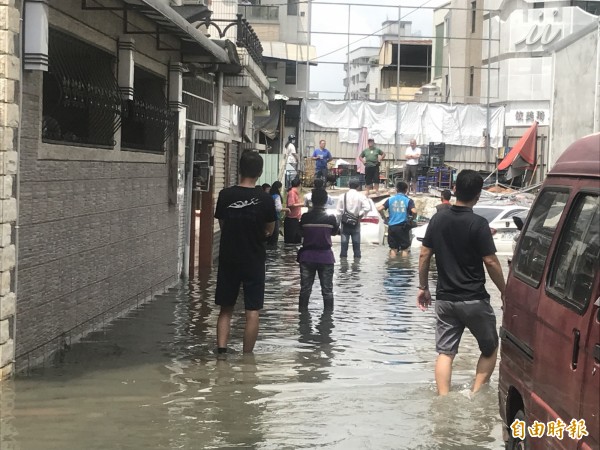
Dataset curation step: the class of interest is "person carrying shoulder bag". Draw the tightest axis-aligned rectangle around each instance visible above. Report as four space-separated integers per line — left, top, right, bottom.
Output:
336 179 371 259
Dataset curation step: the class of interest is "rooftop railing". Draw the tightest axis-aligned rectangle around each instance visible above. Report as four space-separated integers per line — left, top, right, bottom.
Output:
207 14 264 67
238 5 279 21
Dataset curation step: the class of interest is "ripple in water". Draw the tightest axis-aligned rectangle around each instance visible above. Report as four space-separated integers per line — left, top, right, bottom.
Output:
2 243 506 449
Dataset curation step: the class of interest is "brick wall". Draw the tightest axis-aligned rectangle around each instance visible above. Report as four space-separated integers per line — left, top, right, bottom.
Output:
0 0 20 380
14 69 179 370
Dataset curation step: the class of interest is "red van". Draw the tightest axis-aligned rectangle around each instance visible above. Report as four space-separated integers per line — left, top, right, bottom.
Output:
498 133 599 450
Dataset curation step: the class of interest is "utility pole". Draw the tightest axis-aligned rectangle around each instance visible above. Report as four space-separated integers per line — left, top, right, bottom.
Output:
395 5 401 159
302 0 312 163
346 4 351 99
486 13 494 184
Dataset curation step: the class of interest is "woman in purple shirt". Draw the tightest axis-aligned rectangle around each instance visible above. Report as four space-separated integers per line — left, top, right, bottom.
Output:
297 189 339 311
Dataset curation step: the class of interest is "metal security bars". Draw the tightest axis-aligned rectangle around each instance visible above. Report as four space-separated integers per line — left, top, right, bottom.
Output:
121 67 177 153
42 29 122 147
182 76 214 126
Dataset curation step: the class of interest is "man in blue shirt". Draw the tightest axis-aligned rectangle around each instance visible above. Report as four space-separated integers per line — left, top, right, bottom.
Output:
312 139 332 180
377 181 416 258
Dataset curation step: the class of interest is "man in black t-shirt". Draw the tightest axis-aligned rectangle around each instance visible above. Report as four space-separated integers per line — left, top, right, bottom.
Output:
416 170 506 396
214 150 276 354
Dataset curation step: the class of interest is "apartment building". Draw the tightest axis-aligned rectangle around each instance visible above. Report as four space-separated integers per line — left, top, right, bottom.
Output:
431 0 484 104
343 47 379 100
342 21 432 102
235 0 317 153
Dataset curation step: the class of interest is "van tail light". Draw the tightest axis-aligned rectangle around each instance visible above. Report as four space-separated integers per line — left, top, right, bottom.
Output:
361 217 379 224
490 227 497 235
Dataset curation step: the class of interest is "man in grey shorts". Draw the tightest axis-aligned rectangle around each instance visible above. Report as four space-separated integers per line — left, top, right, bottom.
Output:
416 169 506 395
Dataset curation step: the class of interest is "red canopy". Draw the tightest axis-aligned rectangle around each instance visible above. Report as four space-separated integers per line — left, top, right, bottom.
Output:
498 121 538 170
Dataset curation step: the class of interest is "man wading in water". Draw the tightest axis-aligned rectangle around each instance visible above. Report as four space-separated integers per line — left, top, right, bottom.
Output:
214 151 276 354
416 169 506 395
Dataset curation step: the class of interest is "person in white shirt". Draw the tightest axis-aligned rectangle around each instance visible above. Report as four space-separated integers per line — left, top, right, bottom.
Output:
405 139 421 194
285 134 298 188
304 179 336 210
336 179 371 259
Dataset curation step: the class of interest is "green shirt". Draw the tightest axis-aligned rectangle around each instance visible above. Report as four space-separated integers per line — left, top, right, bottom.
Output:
360 147 384 167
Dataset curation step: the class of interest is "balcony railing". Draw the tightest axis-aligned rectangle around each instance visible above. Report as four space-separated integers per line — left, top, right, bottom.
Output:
207 14 264 67
238 5 279 21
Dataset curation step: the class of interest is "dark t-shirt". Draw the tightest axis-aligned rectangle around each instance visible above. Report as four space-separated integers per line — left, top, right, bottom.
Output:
422 205 496 301
215 186 276 265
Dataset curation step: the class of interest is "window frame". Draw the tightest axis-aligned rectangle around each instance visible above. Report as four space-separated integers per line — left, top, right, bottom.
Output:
120 65 174 154
545 189 599 314
471 1 477 34
285 61 297 85
42 28 122 148
469 66 475 97
287 0 298 16
513 186 571 288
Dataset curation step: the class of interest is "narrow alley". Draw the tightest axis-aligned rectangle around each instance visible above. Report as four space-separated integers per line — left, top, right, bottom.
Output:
1 245 506 450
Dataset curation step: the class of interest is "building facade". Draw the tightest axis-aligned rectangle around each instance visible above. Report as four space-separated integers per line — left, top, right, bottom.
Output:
0 0 19 380
346 21 432 102
0 0 272 379
481 0 599 173
483 0 599 127
343 47 379 100
431 0 484 104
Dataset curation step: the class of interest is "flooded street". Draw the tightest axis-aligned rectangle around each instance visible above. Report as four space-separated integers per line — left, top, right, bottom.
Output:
1 244 506 449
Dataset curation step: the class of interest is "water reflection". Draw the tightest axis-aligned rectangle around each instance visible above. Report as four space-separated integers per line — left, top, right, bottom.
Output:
2 245 506 449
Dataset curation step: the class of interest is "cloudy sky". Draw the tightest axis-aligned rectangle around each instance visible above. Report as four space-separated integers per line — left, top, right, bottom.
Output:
308 0 446 99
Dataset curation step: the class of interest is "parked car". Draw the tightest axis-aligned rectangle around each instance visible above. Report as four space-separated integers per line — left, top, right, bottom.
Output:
411 204 530 254
301 193 385 245
499 133 599 450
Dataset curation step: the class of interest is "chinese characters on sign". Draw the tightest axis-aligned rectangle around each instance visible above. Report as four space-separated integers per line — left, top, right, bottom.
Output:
511 418 589 440
514 110 547 123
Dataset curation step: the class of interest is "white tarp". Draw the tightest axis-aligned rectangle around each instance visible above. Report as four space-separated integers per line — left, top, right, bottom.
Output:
305 100 505 148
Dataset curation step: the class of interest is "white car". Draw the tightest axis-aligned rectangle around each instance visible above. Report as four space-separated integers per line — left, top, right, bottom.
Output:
411 204 530 255
301 193 386 245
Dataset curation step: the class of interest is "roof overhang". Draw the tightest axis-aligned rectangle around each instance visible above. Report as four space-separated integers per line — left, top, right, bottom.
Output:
136 0 229 63
261 42 318 65
90 0 232 65
183 39 242 74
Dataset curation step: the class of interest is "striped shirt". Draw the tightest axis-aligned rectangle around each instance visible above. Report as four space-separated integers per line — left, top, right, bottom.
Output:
298 207 339 264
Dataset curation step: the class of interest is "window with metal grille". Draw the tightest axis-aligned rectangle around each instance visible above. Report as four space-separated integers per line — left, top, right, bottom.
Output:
121 67 176 153
183 75 214 126
42 29 121 147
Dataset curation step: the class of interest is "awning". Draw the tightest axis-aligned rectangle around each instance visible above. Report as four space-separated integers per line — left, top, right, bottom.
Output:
498 121 537 180
126 0 231 64
254 100 284 139
261 42 317 64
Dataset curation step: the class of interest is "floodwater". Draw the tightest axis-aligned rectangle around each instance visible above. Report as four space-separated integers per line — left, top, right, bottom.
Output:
0 244 507 450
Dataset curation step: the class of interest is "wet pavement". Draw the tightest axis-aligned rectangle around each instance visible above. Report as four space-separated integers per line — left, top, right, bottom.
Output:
0 244 507 449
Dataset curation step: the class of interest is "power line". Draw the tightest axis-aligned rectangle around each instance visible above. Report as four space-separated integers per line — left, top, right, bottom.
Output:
309 0 437 62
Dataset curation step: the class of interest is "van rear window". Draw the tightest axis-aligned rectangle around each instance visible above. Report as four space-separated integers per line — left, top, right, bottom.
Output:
547 194 599 312
513 189 570 286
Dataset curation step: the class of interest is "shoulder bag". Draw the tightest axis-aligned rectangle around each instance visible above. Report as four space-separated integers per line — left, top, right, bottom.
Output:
341 193 359 226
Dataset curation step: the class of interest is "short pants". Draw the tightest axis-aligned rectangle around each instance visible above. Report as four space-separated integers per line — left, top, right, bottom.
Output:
365 165 379 186
388 223 411 250
435 298 498 356
215 260 266 310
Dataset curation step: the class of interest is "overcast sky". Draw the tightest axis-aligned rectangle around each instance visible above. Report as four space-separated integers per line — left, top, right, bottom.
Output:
309 0 447 99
